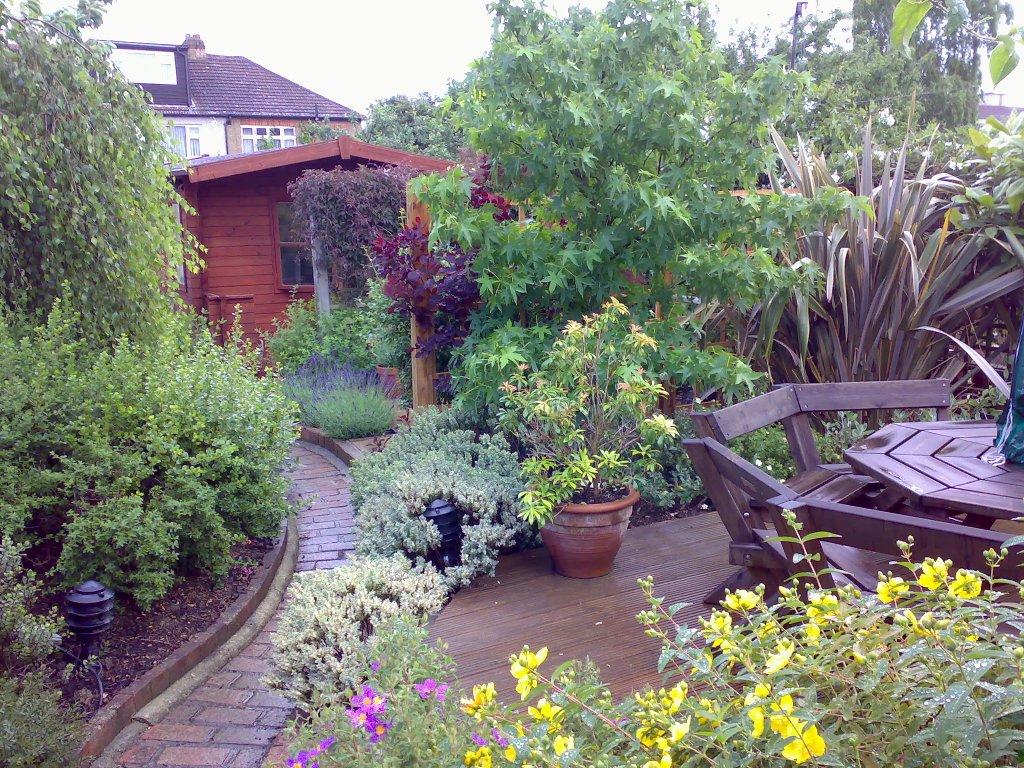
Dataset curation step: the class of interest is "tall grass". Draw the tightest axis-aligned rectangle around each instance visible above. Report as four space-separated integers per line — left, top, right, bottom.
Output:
284 356 397 440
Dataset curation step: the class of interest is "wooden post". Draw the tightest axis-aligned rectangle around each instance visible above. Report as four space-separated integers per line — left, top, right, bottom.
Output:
655 268 676 416
309 218 331 318
407 187 437 409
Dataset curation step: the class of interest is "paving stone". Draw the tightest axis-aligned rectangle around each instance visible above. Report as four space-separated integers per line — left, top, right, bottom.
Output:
118 743 162 765
142 724 215 742
223 656 269 674
195 707 261 726
229 747 268 768
156 745 235 766
255 708 291 727
213 726 279 746
189 688 254 706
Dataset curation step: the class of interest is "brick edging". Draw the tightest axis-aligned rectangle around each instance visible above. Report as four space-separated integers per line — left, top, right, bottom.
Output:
298 425 361 465
78 518 294 759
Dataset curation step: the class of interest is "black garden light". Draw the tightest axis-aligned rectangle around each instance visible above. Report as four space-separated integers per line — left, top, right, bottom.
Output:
423 498 462 569
62 579 115 707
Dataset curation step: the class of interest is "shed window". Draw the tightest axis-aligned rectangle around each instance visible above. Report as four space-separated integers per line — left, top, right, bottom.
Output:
276 203 313 285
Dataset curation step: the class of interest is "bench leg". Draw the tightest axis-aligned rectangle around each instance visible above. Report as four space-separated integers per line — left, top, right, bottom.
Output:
703 567 785 606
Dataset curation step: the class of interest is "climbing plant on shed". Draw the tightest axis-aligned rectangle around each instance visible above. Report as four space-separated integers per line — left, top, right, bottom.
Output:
289 164 421 301
414 0 847 406
0 1 198 344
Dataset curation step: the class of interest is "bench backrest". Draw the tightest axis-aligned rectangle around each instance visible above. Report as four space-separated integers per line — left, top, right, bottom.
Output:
690 380 952 474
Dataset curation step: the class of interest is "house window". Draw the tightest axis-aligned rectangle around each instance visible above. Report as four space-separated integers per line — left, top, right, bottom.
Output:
168 125 201 158
111 49 176 84
241 125 296 153
276 203 313 285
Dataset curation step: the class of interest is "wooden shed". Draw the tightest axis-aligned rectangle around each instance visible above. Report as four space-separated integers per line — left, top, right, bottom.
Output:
172 136 451 340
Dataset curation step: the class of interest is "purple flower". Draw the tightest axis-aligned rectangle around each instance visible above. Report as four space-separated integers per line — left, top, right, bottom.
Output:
367 718 392 744
435 683 448 702
491 728 509 748
287 732 336 768
472 732 488 747
412 677 449 703
370 660 382 673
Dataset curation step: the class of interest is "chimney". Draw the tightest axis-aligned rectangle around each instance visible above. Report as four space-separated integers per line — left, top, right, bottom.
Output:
183 34 205 59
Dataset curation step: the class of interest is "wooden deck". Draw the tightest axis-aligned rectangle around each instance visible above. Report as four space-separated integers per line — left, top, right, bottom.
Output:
429 513 735 700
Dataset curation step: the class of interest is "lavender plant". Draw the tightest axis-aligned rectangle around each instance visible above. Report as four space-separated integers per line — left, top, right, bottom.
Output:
284 356 398 440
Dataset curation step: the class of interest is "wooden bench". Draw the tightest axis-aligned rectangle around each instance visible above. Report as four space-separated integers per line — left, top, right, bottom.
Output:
685 380 953 602
685 436 1024 600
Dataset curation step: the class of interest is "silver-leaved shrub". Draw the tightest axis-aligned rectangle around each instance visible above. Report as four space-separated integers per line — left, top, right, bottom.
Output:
350 407 535 588
266 555 446 709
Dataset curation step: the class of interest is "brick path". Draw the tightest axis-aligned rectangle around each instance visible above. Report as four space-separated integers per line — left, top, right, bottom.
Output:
115 442 355 768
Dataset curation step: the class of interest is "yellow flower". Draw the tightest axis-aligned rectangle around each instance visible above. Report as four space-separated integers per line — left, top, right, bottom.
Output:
552 734 574 756
528 698 563 727
461 683 497 720
949 569 983 599
510 646 548 679
769 695 798 738
464 746 493 768
917 558 950 590
723 589 761 612
805 592 839 624
764 638 795 675
749 706 766 738
515 676 538 699
876 576 910 604
780 724 826 764
643 753 672 768
701 610 733 650
803 622 821 646
504 745 517 762
603 296 629 315
660 683 688 714
668 718 691 744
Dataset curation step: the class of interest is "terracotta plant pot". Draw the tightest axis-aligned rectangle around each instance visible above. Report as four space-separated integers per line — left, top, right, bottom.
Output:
540 488 639 578
375 365 404 398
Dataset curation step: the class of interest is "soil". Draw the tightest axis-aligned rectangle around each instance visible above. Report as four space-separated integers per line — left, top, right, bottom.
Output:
629 497 709 528
568 485 632 505
42 537 274 712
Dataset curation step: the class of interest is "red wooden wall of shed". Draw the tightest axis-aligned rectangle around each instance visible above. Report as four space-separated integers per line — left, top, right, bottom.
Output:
180 157 360 342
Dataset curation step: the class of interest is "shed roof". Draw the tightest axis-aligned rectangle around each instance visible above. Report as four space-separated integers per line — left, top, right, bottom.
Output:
173 136 452 183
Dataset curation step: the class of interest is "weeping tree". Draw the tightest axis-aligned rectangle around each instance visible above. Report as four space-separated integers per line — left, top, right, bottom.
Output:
412 0 845 407
0 1 197 343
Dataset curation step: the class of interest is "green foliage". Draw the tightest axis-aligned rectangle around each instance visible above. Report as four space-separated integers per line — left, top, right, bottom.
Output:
498 300 679 525
290 165 418 301
0 537 61 672
418 0 837 410
290 384 396 441
363 278 412 388
636 520 1024 766
0 671 82 768
266 556 446 709
866 0 1010 123
286 619 465 767
351 407 534 588
0 306 297 609
0 2 197 343
361 92 463 160
753 124 1019 390
297 118 349 144
953 386 1007 419
268 300 375 373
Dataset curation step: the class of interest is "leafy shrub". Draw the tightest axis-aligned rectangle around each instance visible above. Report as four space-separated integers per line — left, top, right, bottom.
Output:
0 3 196 343
284 358 396 439
266 555 446 709
351 407 534 588
0 671 82 768
363 278 412 393
0 537 62 673
267 300 374 374
283 618 468 767
0 307 296 609
499 299 678 525
289 165 419 300
635 517 1024 767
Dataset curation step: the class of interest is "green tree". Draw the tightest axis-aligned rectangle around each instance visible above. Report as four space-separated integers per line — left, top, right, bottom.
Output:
297 118 348 144
413 0 842 407
360 92 462 160
854 0 1012 127
0 1 197 343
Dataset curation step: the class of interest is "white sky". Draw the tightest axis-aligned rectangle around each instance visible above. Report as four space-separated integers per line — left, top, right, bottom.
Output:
39 0 1024 113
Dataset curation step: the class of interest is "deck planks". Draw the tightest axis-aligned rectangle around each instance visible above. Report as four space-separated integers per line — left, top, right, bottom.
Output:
429 514 736 701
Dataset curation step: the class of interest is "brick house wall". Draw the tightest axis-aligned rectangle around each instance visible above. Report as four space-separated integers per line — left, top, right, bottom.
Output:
224 117 359 154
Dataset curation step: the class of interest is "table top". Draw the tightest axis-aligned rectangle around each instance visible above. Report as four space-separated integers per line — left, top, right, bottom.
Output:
844 421 1024 521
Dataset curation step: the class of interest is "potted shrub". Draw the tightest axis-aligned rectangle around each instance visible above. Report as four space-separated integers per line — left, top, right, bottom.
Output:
499 298 677 577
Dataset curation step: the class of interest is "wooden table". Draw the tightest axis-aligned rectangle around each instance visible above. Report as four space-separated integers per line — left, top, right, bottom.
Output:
845 421 1024 526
